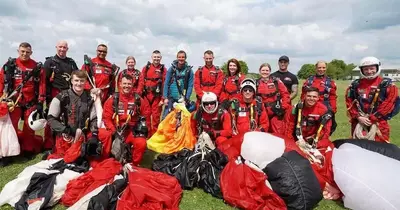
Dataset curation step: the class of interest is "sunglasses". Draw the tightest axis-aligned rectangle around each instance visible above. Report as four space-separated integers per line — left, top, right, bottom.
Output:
243 88 254 93
203 101 216 106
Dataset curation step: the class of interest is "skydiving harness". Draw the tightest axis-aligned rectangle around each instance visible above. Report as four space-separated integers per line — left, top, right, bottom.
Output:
143 61 165 99
112 92 141 133
167 64 192 100
84 54 119 91
305 75 332 109
1 58 43 112
45 56 77 83
256 77 284 117
121 68 141 89
229 97 263 134
198 66 220 87
195 108 225 137
223 74 241 95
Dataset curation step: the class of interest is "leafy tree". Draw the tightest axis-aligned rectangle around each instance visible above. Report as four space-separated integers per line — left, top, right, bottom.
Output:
297 64 315 79
221 60 249 75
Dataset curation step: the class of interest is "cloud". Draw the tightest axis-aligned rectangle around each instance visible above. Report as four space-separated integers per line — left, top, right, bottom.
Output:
0 0 399 74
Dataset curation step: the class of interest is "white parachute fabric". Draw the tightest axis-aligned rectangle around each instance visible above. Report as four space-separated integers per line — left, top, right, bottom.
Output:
240 131 285 169
0 113 20 158
332 143 400 210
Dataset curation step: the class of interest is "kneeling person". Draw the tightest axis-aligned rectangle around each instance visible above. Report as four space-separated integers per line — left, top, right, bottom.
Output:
103 74 148 166
191 92 232 149
229 78 269 135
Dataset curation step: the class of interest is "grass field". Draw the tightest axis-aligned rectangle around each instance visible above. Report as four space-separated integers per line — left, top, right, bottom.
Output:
1 80 399 210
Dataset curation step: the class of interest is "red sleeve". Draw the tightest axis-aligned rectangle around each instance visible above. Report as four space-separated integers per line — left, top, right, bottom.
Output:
139 67 146 96
213 70 224 97
345 86 359 120
219 79 228 102
38 66 46 103
218 111 232 137
257 105 269 132
329 81 338 113
277 80 291 110
161 66 167 99
81 64 92 90
370 84 399 123
0 65 5 97
139 97 150 118
103 96 117 133
285 108 296 140
194 70 203 98
136 70 144 95
191 112 199 137
300 80 307 101
320 109 332 141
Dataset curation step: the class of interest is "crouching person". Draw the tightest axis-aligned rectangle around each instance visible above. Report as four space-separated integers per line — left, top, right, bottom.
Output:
191 92 232 149
229 78 269 135
46 70 110 165
103 74 149 166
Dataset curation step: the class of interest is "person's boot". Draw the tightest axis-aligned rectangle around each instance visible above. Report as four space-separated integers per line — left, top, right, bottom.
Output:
23 151 36 160
0 157 13 167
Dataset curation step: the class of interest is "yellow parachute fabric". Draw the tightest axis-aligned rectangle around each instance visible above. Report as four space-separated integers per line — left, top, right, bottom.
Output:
147 103 197 154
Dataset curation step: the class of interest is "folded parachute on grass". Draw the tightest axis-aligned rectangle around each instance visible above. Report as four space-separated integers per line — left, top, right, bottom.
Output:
147 102 196 154
332 140 400 210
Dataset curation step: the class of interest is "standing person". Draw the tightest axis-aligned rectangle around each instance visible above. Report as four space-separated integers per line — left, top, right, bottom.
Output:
103 74 148 166
345 56 399 142
256 63 291 135
301 61 337 134
81 44 118 104
220 58 245 108
43 40 79 151
139 50 167 136
162 50 194 120
117 56 143 95
0 42 46 158
270 55 299 102
194 50 224 103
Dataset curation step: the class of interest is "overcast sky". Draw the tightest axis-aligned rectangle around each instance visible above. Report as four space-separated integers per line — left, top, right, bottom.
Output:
0 0 399 73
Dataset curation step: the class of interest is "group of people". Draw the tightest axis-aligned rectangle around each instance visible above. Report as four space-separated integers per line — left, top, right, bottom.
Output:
0 40 398 170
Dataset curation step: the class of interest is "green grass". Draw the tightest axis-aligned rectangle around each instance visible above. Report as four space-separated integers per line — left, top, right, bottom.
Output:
1 80 399 210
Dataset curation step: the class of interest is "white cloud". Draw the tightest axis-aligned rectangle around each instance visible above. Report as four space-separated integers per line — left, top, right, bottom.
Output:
0 0 399 74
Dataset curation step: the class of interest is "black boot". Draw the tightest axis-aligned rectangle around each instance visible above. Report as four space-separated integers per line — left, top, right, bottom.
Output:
0 157 13 167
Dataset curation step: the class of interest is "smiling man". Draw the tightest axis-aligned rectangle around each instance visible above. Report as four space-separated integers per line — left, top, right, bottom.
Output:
271 55 299 102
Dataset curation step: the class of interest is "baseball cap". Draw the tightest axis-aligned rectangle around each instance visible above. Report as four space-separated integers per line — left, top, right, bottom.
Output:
278 55 289 62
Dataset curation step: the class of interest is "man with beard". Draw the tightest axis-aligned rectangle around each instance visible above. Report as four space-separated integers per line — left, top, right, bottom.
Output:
162 50 194 120
43 40 79 151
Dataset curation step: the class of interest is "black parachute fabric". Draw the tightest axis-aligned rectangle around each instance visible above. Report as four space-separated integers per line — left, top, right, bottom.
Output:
152 148 192 175
87 177 127 210
48 158 90 173
14 172 58 210
333 139 400 161
197 149 228 198
263 150 322 210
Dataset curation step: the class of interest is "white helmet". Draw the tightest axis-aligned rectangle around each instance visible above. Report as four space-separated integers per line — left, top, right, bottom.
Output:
359 56 381 80
28 110 47 131
201 92 218 114
240 78 257 93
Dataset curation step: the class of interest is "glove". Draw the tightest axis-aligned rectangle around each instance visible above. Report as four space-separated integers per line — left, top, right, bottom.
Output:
34 103 44 119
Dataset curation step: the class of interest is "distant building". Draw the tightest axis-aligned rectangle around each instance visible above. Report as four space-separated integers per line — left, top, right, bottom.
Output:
349 66 400 81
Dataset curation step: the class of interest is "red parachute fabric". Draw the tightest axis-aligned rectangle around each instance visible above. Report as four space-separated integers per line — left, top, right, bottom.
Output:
61 158 122 206
220 158 287 210
218 133 244 160
117 166 182 210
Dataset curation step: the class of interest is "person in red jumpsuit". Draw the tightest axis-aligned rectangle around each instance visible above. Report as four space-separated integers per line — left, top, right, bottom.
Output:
81 44 117 104
46 70 109 167
286 87 339 200
301 61 337 134
345 56 399 143
117 56 143 95
191 92 232 149
139 50 167 136
0 42 46 158
256 63 291 135
220 58 245 109
194 50 224 103
103 74 149 166
229 78 269 135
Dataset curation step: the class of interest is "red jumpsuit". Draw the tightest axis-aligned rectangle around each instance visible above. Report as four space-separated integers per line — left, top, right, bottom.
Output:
301 75 337 113
103 92 148 165
117 69 143 95
139 63 167 136
230 96 269 135
194 65 224 101
220 74 245 102
256 77 291 135
345 76 398 142
191 108 232 149
0 58 46 153
81 57 115 104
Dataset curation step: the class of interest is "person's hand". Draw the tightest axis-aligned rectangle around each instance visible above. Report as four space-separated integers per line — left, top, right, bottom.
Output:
357 116 371 126
158 100 164 106
164 98 169 105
